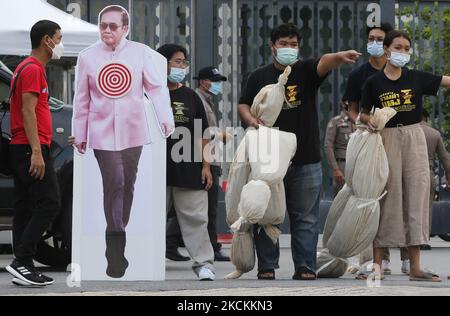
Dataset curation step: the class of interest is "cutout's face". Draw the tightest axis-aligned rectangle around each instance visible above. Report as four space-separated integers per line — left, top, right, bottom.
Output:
100 11 128 47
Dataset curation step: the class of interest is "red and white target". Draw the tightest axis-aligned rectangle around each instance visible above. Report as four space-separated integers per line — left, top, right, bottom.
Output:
97 62 133 99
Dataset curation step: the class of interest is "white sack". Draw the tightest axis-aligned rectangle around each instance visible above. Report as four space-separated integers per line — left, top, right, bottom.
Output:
317 107 396 278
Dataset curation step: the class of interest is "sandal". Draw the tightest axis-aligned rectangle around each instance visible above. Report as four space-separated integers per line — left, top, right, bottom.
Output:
257 269 275 280
293 266 317 281
410 271 441 283
355 273 369 280
367 272 385 281
355 264 373 280
347 266 360 275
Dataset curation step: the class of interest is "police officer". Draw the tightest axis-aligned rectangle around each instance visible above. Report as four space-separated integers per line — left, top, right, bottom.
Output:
420 109 450 248
324 102 356 195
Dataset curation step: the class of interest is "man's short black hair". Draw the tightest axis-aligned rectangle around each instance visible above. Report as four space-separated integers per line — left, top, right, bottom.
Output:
270 23 301 44
423 109 430 120
366 22 394 37
30 20 61 50
157 44 187 61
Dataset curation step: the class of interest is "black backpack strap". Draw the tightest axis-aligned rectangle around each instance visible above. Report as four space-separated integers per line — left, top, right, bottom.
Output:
2 62 34 136
9 62 35 102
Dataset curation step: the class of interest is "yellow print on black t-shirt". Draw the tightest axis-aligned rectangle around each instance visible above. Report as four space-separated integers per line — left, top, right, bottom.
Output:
283 85 302 109
172 102 190 123
378 89 416 112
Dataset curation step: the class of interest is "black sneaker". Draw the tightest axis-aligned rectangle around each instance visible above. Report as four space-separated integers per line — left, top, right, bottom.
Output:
36 272 54 285
11 278 45 288
25 264 54 285
6 260 47 286
214 250 230 262
166 248 191 262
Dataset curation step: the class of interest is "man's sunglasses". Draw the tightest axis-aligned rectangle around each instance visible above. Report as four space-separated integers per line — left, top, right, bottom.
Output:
100 23 123 31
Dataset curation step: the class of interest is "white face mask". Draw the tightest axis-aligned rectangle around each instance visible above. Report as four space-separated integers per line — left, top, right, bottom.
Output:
367 41 384 57
48 39 64 60
168 67 187 83
388 51 410 68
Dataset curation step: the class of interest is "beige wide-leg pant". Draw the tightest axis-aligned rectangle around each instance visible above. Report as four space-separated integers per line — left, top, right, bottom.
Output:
374 124 430 248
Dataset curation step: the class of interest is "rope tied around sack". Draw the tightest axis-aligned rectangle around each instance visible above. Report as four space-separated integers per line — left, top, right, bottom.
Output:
356 191 388 213
230 217 248 233
316 255 349 275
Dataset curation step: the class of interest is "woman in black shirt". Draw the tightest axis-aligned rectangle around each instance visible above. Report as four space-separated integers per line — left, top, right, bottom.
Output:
360 30 450 282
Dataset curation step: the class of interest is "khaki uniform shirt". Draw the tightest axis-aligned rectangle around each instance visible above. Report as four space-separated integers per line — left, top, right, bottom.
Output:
420 122 450 180
196 88 221 168
325 111 356 171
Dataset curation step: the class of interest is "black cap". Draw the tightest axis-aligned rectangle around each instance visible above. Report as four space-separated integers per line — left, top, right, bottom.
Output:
193 67 227 81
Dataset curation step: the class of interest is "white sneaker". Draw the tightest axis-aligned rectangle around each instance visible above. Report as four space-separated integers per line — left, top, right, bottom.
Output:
382 260 392 275
198 267 215 281
402 260 410 275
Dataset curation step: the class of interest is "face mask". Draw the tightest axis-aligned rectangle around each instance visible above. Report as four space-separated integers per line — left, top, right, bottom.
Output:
48 39 64 60
367 41 384 57
168 67 187 83
388 51 411 68
275 47 299 66
209 82 222 95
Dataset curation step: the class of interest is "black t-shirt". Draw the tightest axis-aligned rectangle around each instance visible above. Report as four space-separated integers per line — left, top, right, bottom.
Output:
343 62 379 103
239 59 328 165
361 68 442 128
167 86 209 190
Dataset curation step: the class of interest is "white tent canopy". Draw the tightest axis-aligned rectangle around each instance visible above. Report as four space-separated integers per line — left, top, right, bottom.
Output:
0 0 99 57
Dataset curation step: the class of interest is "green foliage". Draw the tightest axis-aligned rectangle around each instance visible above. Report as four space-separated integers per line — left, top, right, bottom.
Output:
399 1 450 148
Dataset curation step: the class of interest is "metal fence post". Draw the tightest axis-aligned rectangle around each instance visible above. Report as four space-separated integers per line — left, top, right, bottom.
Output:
380 0 396 26
194 0 215 74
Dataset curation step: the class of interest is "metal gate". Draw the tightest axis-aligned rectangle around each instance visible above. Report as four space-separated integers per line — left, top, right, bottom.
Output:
47 0 450 199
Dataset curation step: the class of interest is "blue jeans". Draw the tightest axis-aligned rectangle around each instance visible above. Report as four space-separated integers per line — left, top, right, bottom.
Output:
254 163 322 272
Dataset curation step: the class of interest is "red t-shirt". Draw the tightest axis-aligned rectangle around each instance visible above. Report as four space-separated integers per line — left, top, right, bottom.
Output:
10 57 52 146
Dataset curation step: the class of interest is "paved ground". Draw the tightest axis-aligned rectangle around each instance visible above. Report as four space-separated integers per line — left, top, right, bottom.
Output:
1 236 450 296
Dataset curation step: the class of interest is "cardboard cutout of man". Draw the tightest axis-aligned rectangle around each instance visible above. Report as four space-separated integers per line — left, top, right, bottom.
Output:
72 5 174 278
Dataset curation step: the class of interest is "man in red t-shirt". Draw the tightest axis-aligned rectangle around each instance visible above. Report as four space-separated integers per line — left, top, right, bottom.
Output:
5 20 64 287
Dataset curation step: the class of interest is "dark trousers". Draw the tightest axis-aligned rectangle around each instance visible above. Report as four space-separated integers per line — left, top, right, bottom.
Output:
94 146 143 232
166 166 222 252
254 163 322 272
10 145 60 265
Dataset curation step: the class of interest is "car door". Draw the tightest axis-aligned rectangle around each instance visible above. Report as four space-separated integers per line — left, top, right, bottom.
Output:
0 69 14 216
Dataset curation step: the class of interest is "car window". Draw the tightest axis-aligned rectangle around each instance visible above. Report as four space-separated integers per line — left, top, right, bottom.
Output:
0 61 13 106
0 70 65 112
0 76 10 104
0 61 13 75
